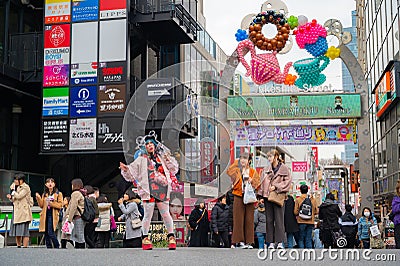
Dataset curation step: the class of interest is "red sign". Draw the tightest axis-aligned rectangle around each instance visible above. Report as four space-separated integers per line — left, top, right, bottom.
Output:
311 146 318 168
200 141 214 177
44 24 70 49
350 164 359 193
292 161 308 172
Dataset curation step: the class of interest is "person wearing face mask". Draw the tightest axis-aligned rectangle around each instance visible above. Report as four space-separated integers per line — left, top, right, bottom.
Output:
6 174 33 248
227 151 260 249
358 207 377 249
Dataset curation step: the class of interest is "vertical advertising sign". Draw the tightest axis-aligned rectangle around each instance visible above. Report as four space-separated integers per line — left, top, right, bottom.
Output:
72 0 99 22
200 139 214 177
100 0 127 19
42 87 69 117
45 0 71 24
70 86 97 117
97 117 124 150
98 84 126 114
311 146 318 168
42 119 69 152
69 118 97 150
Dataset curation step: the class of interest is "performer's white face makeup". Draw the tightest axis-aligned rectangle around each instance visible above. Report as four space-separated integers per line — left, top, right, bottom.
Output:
145 141 155 154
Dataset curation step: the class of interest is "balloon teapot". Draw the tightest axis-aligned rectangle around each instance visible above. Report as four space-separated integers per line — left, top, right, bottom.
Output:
237 40 292 85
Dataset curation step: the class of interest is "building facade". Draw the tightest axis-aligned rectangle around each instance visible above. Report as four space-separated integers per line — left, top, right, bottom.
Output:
342 10 359 165
0 0 226 204
357 0 400 214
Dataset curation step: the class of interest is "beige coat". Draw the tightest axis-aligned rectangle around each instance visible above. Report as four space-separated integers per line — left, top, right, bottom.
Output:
121 154 178 201
258 163 292 198
65 190 84 223
36 191 63 232
10 182 33 224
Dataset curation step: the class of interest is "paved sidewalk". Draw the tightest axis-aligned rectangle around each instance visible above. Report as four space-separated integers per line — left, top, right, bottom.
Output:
0 247 398 265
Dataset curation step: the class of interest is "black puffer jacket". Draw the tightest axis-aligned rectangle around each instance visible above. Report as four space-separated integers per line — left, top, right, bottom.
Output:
339 211 358 237
318 199 342 230
284 195 299 233
211 202 231 233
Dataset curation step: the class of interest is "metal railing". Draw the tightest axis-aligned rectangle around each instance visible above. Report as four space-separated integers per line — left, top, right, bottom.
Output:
8 32 43 72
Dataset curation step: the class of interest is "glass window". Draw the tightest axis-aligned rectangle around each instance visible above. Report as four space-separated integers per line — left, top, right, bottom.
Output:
386 0 393 30
388 27 394 59
376 9 382 48
393 16 400 59
0 2 4 64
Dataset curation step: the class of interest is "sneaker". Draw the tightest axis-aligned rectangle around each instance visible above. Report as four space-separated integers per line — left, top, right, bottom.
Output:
268 243 275 249
168 236 176 250
247 244 253 249
239 242 248 249
142 237 153 250
231 244 236 249
277 243 284 249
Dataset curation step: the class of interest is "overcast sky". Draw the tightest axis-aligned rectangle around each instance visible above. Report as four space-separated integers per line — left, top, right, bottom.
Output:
203 0 357 159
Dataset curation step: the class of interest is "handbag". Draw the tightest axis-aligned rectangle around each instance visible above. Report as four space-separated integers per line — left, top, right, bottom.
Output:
243 181 257 204
188 209 206 231
110 215 117 232
267 190 286 207
130 209 142 229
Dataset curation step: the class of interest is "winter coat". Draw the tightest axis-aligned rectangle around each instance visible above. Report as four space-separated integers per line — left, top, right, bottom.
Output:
226 190 234 231
358 215 377 240
88 194 100 220
391 196 400 225
294 194 318 225
10 182 33 224
258 163 292 198
284 195 299 233
211 202 231 233
227 160 260 197
65 190 85 223
96 203 112 232
121 154 178 201
318 199 342 231
36 191 63 232
254 204 266 234
119 201 142 240
339 211 358 237
188 207 210 247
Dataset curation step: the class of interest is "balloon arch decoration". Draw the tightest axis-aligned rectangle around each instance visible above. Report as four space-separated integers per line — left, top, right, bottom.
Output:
219 0 373 209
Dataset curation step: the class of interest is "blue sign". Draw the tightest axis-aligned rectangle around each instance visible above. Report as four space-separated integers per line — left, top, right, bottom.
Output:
71 77 98 86
72 0 99 22
70 86 97 117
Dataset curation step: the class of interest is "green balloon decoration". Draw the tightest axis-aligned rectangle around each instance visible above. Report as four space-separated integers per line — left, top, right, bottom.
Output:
288 15 298 29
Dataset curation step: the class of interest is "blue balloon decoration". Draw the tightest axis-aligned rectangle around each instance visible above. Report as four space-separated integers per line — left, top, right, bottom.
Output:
305 36 328 57
235 29 248 42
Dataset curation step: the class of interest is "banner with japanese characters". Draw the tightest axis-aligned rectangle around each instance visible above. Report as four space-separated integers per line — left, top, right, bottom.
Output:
233 123 356 146
97 117 124 150
69 118 97 150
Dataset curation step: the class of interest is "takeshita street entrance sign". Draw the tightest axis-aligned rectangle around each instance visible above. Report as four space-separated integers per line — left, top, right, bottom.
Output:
227 94 361 120
218 0 373 210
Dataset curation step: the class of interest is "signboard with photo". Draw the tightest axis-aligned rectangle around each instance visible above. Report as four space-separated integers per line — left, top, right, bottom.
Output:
69 118 97 150
42 87 69 117
98 61 126 83
98 84 126 114
72 0 99 22
71 63 98 85
70 86 97 117
97 117 124 150
42 119 68 152
45 0 71 24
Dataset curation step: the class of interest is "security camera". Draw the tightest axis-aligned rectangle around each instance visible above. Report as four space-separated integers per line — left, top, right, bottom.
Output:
21 0 30 5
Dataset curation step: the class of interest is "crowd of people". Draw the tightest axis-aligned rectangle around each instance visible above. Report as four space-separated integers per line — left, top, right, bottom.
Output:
5 147 400 250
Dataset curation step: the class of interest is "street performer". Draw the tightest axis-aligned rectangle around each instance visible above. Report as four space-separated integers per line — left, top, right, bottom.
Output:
119 131 179 250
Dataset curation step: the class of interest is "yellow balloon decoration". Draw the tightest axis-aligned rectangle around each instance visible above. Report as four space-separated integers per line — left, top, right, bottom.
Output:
325 46 341 60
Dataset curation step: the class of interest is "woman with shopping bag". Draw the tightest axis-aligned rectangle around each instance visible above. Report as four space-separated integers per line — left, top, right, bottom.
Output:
227 151 260 249
258 149 292 249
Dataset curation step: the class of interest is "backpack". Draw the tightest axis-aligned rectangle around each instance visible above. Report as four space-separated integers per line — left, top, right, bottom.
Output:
79 197 96 223
299 196 313 220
